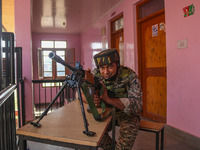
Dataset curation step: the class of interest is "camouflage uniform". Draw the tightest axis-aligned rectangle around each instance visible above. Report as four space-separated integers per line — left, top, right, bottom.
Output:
93 66 143 150
93 49 143 150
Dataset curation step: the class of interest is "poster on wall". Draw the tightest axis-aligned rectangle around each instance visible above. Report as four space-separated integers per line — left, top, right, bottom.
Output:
152 24 158 37
183 4 195 17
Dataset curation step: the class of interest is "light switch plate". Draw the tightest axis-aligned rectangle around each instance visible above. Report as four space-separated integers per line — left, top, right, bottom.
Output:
177 39 188 49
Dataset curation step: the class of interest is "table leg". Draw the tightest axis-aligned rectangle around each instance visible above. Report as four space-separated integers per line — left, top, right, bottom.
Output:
156 132 159 150
161 129 164 150
112 107 116 150
18 135 27 150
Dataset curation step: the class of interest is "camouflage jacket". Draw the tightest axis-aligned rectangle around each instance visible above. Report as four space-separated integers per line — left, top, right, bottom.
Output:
93 66 143 116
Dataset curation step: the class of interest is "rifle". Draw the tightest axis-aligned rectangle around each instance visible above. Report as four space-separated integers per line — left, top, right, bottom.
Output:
30 52 105 136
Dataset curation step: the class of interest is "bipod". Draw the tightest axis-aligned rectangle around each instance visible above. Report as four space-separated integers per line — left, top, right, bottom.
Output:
30 79 68 127
30 74 96 136
77 82 96 136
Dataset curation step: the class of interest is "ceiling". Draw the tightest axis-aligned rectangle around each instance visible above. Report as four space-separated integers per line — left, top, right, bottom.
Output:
32 0 124 34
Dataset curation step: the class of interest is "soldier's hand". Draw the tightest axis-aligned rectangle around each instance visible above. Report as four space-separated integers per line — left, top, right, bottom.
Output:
100 83 111 104
94 94 101 107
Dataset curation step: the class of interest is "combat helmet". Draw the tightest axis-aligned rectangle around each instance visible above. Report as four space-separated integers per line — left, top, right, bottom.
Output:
94 49 120 68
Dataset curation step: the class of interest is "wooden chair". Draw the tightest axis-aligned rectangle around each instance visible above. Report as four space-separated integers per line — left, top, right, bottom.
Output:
139 120 165 150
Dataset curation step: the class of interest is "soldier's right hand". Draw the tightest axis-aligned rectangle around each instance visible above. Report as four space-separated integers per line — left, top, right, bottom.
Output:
94 94 101 107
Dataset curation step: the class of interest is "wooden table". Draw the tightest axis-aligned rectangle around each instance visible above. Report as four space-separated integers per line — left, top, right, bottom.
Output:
16 100 115 150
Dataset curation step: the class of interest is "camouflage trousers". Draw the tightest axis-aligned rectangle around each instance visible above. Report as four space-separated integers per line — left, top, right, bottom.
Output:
99 112 140 150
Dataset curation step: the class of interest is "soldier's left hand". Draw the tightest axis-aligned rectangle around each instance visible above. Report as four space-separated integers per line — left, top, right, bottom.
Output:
100 82 111 104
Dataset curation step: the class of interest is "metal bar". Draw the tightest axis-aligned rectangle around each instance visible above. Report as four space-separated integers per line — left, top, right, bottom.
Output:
73 88 75 100
3 104 7 150
161 128 164 150
156 132 159 150
18 135 25 150
21 79 25 126
10 93 16 149
15 47 22 128
56 84 58 108
5 99 10 149
39 83 41 115
0 105 5 150
49 52 78 73
77 85 89 133
32 79 65 83
51 83 52 111
45 85 47 109
5 35 10 86
10 33 15 84
112 107 116 150
0 84 17 107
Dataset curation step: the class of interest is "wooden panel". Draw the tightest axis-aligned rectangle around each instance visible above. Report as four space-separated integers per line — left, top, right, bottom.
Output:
146 77 166 117
66 48 75 75
145 22 166 68
140 120 164 131
139 10 167 122
111 13 124 65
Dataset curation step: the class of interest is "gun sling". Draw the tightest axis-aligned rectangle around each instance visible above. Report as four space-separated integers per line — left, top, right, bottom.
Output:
81 82 112 121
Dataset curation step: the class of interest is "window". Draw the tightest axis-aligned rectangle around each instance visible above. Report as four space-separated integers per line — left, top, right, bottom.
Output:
110 13 124 65
38 40 67 79
137 0 164 20
111 14 124 33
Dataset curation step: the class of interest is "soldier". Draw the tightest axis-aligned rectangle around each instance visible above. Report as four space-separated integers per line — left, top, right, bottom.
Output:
92 49 143 150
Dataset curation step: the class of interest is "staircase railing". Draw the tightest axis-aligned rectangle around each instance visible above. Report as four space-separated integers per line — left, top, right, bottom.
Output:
0 32 19 150
32 79 76 118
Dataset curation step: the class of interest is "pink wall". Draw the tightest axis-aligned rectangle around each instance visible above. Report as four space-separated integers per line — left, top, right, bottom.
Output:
81 0 139 72
165 0 200 137
80 25 106 70
80 0 200 138
15 0 33 121
32 33 81 80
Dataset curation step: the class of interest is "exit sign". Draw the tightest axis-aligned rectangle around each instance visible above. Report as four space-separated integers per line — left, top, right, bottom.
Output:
183 4 195 17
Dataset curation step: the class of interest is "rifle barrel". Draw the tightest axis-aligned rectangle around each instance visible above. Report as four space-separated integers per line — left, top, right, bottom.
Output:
49 52 77 72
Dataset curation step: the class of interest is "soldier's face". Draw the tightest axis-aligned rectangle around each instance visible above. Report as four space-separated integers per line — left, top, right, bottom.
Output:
99 62 117 79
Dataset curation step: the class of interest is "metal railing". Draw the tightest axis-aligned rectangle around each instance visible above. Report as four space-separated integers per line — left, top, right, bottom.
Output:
0 33 24 150
15 47 25 128
32 79 76 118
0 84 17 150
0 32 25 149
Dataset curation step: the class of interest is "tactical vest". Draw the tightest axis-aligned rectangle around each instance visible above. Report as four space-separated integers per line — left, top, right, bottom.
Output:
93 66 134 99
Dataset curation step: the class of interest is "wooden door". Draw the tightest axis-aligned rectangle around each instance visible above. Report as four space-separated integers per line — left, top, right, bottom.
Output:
111 30 124 65
111 13 124 65
66 48 75 75
140 11 166 122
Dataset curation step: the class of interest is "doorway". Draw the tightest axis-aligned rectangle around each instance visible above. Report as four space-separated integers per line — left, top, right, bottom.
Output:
137 0 166 123
110 13 124 65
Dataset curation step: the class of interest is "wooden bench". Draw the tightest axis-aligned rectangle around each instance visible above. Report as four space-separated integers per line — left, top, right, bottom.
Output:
139 120 164 150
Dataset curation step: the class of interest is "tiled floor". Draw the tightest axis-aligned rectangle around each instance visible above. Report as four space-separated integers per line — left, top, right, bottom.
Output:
133 128 200 150
27 126 200 150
